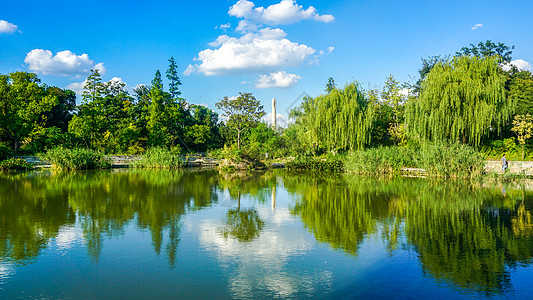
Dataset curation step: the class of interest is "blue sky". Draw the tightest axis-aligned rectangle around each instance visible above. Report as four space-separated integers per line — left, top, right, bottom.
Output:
2 0 532 124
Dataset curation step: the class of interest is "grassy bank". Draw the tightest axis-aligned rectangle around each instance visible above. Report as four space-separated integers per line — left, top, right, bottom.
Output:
344 142 485 179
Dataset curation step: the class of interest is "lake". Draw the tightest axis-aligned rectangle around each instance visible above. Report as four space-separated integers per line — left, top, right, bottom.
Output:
1 169 533 299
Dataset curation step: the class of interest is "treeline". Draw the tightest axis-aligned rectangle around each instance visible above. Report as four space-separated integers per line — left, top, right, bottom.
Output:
1 41 533 164
288 41 533 160
0 57 224 155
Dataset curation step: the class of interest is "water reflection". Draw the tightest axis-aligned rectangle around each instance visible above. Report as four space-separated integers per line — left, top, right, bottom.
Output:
1 169 533 297
0 169 219 265
287 174 533 296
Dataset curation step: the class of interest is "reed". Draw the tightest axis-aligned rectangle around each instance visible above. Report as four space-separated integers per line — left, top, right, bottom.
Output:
40 147 111 171
132 147 183 169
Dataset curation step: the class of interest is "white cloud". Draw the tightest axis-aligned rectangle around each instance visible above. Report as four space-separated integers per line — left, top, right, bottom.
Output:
66 80 86 96
471 23 483 30
0 20 18 33
220 23 231 29
229 0 334 26
192 203 333 298
24 49 105 76
255 71 301 88
186 28 315 76
263 112 290 127
327 46 334 53
236 20 260 32
502 59 533 72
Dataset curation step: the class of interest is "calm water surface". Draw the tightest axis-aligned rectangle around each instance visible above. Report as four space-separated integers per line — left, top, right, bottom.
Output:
1 169 533 299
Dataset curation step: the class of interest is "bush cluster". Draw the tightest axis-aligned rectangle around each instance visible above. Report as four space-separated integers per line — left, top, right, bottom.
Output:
0 158 33 172
0 145 12 161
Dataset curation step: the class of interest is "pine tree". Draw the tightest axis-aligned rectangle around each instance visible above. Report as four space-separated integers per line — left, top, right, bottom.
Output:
166 57 182 99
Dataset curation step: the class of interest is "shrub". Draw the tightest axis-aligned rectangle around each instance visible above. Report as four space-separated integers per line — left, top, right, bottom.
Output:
0 145 12 161
40 147 111 171
132 147 183 169
0 158 34 172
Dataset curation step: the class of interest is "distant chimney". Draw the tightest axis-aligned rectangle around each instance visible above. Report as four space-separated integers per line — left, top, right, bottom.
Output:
272 98 277 129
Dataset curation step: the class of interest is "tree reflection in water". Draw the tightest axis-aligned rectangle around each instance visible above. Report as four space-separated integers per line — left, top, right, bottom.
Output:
286 174 533 296
0 169 219 265
2 169 533 296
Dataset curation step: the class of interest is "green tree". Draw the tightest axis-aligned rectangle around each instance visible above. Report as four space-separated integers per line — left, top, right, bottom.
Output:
289 82 376 153
166 57 182 100
456 40 514 63
325 77 336 93
147 70 171 146
216 92 265 149
511 114 533 159
508 70 533 116
405 56 511 146
382 75 407 145
0 72 58 153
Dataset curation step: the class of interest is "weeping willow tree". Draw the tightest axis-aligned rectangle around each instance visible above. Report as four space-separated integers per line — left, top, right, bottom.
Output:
289 82 376 153
405 56 511 146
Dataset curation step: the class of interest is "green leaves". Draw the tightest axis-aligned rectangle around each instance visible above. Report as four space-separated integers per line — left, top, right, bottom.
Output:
216 92 265 149
290 82 376 153
406 56 510 147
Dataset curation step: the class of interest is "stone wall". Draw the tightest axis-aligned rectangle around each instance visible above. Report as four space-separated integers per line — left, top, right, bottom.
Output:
485 160 533 175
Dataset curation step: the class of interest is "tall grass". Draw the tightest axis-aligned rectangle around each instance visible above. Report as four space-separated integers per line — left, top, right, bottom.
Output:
132 147 183 169
344 142 485 179
40 147 111 171
286 157 344 172
418 142 485 179
344 146 416 175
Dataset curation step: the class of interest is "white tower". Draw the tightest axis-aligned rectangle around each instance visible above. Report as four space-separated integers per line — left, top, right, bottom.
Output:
272 98 277 129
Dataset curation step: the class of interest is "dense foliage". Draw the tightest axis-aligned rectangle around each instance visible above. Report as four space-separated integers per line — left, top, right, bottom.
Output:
405 56 510 147
3 40 533 173
0 158 33 172
289 83 376 154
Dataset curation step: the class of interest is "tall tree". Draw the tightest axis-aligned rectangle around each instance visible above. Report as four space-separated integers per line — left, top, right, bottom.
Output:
147 70 170 146
405 56 511 146
289 83 376 153
216 92 265 149
166 57 182 100
82 69 105 104
382 75 407 145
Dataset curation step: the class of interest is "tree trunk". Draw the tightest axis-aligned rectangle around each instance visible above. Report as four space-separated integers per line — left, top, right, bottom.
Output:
14 137 19 154
523 144 525 160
